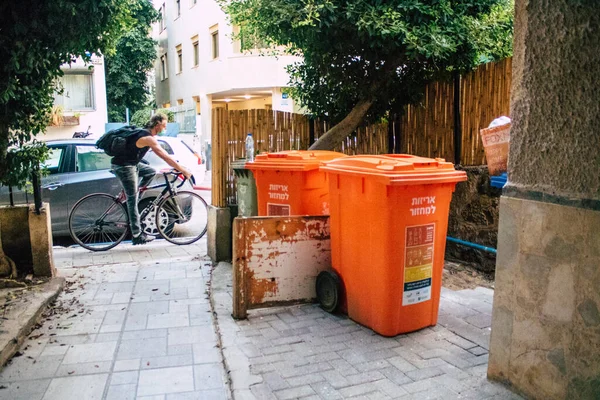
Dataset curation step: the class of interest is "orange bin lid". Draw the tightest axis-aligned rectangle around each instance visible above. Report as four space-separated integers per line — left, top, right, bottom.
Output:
246 150 347 171
320 154 467 185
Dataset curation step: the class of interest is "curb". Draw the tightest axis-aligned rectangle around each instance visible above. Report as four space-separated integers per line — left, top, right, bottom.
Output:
210 261 262 400
0 277 66 369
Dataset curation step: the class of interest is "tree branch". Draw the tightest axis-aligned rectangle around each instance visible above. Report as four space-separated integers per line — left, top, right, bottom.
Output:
308 98 374 150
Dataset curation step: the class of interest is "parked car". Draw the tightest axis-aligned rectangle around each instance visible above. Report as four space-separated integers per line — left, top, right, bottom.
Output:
144 136 206 185
0 138 196 237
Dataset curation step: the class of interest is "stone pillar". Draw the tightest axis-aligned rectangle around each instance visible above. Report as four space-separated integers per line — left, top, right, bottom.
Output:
29 204 55 277
207 205 232 263
487 2 600 399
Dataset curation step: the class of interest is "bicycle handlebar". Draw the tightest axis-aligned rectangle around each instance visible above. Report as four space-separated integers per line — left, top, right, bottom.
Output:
160 168 187 189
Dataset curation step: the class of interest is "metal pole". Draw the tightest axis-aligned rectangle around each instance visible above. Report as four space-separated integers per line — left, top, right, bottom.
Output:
32 168 42 214
453 72 462 165
387 115 395 153
126 108 130 125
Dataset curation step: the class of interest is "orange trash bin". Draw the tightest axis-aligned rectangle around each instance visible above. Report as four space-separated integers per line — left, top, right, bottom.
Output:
318 154 467 336
246 150 346 216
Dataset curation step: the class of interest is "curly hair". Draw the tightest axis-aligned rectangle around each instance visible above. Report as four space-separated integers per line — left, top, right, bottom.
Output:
146 112 167 129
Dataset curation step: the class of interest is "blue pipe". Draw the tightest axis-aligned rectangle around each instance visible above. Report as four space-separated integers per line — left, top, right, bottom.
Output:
446 236 497 254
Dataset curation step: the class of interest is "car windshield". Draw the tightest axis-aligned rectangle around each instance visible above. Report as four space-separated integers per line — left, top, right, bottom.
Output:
41 147 65 174
76 146 112 172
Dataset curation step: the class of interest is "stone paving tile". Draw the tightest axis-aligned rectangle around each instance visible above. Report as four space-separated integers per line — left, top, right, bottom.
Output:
105 383 137 400
0 355 63 382
166 389 229 399
147 312 190 329
193 363 228 390
62 341 118 364
167 325 216 345
42 373 109 400
141 354 194 370
0 378 52 400
138 366 195 396
114 358 142 372
117 337 168 360
56 360 112 377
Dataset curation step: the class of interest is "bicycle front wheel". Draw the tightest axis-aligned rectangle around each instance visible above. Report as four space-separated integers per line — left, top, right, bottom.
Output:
69 193 129 251
156 191 208 245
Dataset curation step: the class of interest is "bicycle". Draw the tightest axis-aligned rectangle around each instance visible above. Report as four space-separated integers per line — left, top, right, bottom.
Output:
68 169 208 251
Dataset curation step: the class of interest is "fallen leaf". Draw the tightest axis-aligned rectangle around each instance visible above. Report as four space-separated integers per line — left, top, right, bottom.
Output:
68 371 75 375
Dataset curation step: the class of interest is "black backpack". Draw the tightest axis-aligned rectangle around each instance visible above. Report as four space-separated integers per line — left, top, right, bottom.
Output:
96 126 145 157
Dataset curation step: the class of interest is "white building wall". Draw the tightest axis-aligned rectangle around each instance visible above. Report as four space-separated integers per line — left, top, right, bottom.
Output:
43 56 108 141
153 0 301 147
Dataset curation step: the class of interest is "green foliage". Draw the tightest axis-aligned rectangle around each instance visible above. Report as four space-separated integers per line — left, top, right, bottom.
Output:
131 108 175 127
1 142 50 189
105 1 159 122
471 0 514 63
221 0 514 127
0 0 133 188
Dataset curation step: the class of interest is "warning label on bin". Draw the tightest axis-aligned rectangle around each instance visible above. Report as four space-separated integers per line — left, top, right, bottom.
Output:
403 223 435 306
267 203 291 216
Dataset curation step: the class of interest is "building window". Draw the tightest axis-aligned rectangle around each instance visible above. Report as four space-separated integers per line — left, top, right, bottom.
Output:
193 96 200 114
176 0 180 18
160 54 168 80
159 3 166 31
240 24 267 51
192 36 199 67
211 29 219 59
54 72 94 111
176 45 183 73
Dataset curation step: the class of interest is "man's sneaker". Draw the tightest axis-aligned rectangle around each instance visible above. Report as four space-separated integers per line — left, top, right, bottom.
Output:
132 233 155 245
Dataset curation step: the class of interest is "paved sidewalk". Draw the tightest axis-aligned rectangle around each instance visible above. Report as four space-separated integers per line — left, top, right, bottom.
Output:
0 239 229 400
211 262 522 400
0 234 522 400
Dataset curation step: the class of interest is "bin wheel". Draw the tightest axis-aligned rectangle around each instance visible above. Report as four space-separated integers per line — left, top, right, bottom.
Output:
316 270 341 313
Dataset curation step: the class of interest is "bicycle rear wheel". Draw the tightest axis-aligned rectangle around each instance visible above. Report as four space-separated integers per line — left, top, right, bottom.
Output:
69 193 129 251
156 191 208 245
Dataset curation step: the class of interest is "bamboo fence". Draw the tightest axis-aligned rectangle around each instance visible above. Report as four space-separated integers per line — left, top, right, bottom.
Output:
212 108 312 207
400 80 456 162
398 58 512 163
211 58 512 207
460 57 512 165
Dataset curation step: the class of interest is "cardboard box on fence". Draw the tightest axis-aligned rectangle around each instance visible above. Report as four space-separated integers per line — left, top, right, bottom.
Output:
480 123 511 175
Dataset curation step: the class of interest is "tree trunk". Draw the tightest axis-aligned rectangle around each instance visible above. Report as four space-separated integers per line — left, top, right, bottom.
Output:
308 99 374 151
0 219 17 278
0 120 9 179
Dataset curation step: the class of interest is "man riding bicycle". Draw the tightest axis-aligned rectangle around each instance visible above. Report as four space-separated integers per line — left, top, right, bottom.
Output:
111 113 192 245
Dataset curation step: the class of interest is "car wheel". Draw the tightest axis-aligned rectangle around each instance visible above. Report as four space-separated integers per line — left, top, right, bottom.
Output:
139 198 171 236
